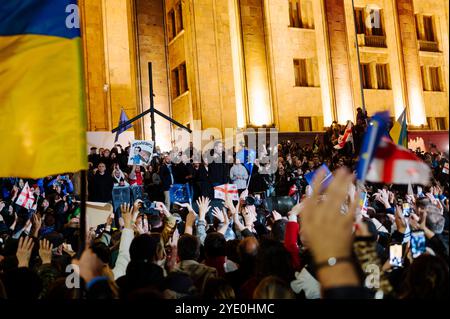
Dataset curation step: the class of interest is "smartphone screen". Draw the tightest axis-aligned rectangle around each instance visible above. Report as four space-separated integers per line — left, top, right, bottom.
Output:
411 231 426 258
402 203 411 217
417 186 423 195
389 244 403 267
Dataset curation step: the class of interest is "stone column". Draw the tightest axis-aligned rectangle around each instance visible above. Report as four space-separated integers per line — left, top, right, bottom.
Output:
239 0 273 127
323 0 355 124
395 0 426 125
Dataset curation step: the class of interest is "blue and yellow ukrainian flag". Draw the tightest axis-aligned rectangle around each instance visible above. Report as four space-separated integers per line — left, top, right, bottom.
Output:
390 108 408 148
0 0 87 178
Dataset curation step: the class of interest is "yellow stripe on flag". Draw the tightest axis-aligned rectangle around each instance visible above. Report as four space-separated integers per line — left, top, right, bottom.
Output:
390 121 402 144
0 34 87 178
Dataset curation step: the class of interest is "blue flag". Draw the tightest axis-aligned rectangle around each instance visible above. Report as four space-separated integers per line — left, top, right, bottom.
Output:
170 183 191 204
115 108 132 143
305 164 333 191
356 111 390 182
236 148 256 174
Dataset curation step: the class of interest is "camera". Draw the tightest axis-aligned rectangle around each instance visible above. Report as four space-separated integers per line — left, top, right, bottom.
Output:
245 195 263 207
139 198 158 215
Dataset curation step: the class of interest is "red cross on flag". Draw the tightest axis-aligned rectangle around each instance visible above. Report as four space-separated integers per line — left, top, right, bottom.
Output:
214 184 239 201
365 137 430 185
15 182 35 210
334 121 354 150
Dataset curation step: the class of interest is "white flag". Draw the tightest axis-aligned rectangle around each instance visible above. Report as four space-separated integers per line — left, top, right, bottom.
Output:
15 182 35 210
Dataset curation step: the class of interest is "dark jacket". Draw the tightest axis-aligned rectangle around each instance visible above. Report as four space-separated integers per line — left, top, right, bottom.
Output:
208 153 229 186
173 162 189 184
159 164 174 191
88 172 114 202
193 165 211 199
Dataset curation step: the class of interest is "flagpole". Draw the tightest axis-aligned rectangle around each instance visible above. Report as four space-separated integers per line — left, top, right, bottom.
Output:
79 170 87 253
351 0 367 116
149 62 156 143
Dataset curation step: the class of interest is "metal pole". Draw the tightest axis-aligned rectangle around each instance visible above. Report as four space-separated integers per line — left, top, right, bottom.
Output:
351 0 367 115
149 62 156 143
79 170 87 253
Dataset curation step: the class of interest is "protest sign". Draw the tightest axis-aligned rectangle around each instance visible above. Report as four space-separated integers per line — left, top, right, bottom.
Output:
128 140 154 166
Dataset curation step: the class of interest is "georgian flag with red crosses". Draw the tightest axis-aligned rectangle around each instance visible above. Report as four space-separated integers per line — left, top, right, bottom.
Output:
366 137 431 185
15 182 35 210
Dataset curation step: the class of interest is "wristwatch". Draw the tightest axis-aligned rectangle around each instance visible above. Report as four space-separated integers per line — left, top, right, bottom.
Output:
314 256 353 270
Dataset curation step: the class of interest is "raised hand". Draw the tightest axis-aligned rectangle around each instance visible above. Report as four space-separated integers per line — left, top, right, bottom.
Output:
184 209 197 235
175 202 193 211
31 213 42 237
134 215 149 234
271 210 282 221
243 206 256 228
240 189 249 201
301 168 357 265
16 236 35 268
39 239 53 265
196 196 211 222
154 201 171 217
212 207 225 223
133 199 144 213
224 195 237 216
120 203 134 229
217 208 230 235
288 202 303 219
376 189 391 208
394 205 407 234
106 213 114 227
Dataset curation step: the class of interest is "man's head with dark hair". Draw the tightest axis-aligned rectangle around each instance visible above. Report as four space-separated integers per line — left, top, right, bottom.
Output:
400 254 449 299
204 232 226 258
225 239 241 264
255 239 294 283
97 162 106 174
214 141 224 155
177 234 200 261
134 146 141 155
270 219 287 243
129 234 159 263
90 241 111 264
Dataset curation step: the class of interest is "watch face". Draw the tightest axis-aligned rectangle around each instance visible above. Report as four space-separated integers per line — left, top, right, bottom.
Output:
328 257 337 266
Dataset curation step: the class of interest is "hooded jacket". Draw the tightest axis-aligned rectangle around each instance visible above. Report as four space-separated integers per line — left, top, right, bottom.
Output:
173 260 217 293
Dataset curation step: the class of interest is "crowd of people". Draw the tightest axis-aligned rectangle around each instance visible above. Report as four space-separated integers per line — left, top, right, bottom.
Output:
0 118 449 300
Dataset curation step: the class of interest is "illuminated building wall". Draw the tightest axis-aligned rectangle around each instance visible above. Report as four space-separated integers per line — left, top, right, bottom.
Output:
81 0 449 145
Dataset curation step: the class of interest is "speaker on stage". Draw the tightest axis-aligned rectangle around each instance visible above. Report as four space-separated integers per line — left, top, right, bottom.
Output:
265 196 295 216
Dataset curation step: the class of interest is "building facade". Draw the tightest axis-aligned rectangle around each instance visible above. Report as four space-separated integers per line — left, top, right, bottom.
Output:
81 0 449 150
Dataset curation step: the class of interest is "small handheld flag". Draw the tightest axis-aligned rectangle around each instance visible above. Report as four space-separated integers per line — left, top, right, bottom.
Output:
214 184 239 201
359 192 368 217
365 137 430 185
115 108 133 143
334 121 354 150
15 182 35 210
356 111 391 183
170 184 191 204
304 164 333 191
390 109 408 147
